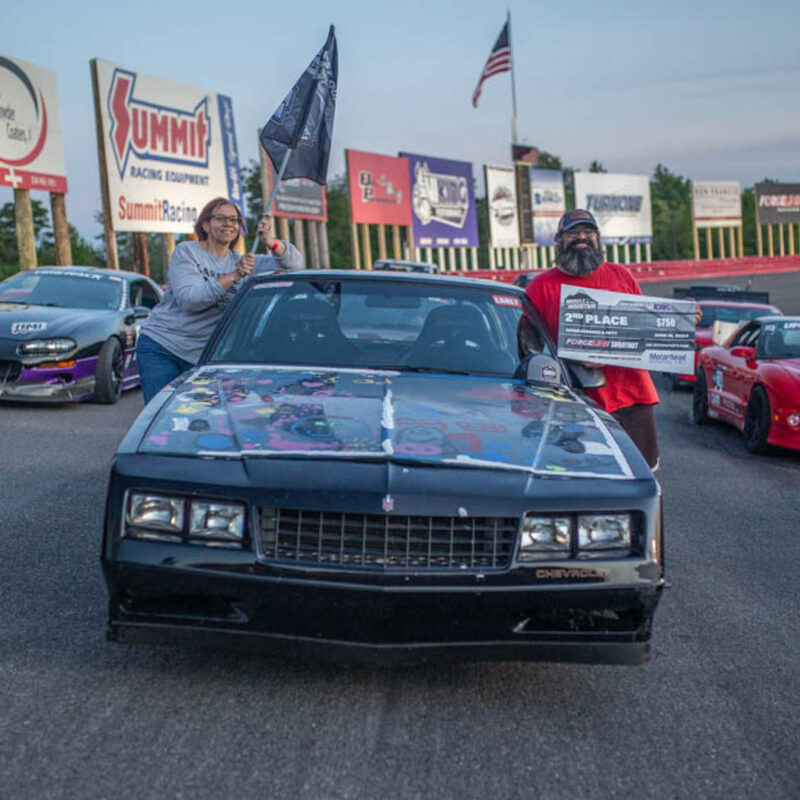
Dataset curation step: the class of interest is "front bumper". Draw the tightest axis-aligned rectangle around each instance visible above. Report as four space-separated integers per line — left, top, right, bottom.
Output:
0 356 97 402
103 556 664 666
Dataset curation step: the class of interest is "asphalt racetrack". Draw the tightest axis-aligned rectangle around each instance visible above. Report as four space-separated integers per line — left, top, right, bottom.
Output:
1 271 798 800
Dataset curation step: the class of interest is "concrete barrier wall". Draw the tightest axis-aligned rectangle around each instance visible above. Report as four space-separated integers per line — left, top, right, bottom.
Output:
451 254 800 285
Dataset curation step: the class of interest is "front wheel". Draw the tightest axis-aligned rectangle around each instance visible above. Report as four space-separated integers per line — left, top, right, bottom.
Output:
94 337 124 404
743 386 770 454
692 368 709 424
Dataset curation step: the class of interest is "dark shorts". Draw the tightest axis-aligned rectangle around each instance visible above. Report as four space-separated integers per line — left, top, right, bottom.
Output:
611 403 660 470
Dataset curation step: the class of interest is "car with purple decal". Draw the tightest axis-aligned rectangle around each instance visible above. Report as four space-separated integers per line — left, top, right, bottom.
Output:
0 266 162 403
102 270 666 666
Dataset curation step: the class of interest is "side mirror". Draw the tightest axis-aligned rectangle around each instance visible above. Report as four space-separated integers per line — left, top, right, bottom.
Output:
125 306 151 324
521 354 562 385
730 345 756 360
567 362 606 390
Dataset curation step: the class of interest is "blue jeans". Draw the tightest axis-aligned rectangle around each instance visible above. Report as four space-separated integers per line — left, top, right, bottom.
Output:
136 334 194 405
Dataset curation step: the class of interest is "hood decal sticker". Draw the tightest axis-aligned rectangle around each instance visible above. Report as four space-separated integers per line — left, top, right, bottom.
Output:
140 365 633 479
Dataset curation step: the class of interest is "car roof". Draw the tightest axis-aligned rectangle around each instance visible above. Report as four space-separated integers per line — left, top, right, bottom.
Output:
698 299 779 310
30 265 150 283
253 269 526 293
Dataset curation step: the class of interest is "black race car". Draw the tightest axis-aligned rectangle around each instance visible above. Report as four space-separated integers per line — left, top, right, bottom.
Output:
0 266 162 403
102 271 666 665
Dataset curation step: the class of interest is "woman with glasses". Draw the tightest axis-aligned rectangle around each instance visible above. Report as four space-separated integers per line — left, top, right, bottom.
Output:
136 196 302 403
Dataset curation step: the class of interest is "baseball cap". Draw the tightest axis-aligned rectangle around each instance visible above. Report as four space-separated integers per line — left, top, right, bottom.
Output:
557 209 599 235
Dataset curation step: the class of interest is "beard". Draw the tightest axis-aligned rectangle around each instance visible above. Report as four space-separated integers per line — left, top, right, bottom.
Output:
557 241 603 277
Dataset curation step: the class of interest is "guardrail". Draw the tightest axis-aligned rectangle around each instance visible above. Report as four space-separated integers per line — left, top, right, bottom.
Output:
450 254 800 285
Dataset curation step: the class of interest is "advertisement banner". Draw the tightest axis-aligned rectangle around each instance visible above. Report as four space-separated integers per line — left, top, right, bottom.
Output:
345 149 411 226
0 54 67 193
557 285 695 373
485 165 519 248
754 182 800 225
574 172 652 245
514 163 534 244
530 169 566 247
264 157 326 220
400 152 479 248
92 59 243 233
692 181 742 228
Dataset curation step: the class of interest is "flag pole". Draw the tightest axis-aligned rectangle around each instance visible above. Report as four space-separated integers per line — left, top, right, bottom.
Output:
508 9 518 145
251 145 291 253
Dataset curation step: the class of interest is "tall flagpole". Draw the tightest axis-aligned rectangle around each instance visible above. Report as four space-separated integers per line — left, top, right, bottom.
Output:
508 8 519 145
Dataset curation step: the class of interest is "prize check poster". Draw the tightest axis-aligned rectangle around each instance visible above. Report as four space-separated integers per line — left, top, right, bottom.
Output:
557 286 695 373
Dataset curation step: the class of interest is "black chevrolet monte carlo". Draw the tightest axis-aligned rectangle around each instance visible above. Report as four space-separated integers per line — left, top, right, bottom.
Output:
0 266 162 403
102 270 666 665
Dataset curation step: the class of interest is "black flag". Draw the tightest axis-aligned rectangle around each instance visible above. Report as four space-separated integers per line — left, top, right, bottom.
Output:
260 25 338 185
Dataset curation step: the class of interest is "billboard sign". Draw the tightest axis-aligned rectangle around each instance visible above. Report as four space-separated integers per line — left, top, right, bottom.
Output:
0 54 67 193
91 59 243 233
485 165 519 248
514 163 534 244
345 149 411 226
400 152 479 248
755 182 800 225
264 156 326 220
692 181 742 228
530 169 566 247
574 172 652 245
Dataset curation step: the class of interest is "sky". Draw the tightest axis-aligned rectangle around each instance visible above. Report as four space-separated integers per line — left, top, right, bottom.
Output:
2 0 799 241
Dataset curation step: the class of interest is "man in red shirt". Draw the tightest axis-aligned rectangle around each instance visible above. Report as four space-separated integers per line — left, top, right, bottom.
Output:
526 209 661 468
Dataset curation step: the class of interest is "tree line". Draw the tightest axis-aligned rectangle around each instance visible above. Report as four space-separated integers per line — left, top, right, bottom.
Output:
0 157 772 283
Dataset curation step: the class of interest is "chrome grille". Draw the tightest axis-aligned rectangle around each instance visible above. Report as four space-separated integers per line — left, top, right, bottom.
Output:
258 508 518 571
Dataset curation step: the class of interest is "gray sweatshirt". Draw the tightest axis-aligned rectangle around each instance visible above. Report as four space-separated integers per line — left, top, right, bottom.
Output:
140 239 303 363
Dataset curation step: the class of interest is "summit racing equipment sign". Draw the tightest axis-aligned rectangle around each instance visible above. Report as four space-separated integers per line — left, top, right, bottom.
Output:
400 152 479 248
557 285 695 373
91 59 242 233
0 54 67 193
574 172 652 245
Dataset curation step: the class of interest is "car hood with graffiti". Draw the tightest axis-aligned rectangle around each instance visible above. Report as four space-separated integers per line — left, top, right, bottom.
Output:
133 365 641 480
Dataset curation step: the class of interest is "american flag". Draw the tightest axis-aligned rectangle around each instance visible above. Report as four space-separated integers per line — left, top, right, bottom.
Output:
472 21 511 108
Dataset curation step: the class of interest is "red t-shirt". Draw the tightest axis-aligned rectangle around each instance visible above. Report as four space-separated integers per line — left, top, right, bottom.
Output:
526 263 659 413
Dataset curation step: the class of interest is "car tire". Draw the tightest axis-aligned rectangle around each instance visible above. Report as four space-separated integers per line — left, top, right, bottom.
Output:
743 386 770 454
692 368 709 424
94 337 124 404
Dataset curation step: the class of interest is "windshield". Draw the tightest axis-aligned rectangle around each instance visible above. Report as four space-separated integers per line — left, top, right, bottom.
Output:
757 320 800 360
0 271 122 310
699 305 779 327
206 279 550 378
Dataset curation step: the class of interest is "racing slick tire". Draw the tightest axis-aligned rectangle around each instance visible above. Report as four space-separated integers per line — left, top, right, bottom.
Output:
94 337 124 404
692 368 709 424
743 386 771 454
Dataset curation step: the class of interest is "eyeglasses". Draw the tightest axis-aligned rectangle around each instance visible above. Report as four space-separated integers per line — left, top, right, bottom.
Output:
211 214 240 225
561 227 598 239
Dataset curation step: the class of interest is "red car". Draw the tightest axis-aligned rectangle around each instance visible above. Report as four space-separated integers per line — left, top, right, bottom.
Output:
670 286 781 388
693 316 800 453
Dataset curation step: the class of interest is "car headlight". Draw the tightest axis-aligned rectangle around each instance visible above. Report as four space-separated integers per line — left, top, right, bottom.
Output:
577 514 632 558
124 493 246 548
188 501 245 546
517 515 571 560
18 338 77 355
127 492 185 541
